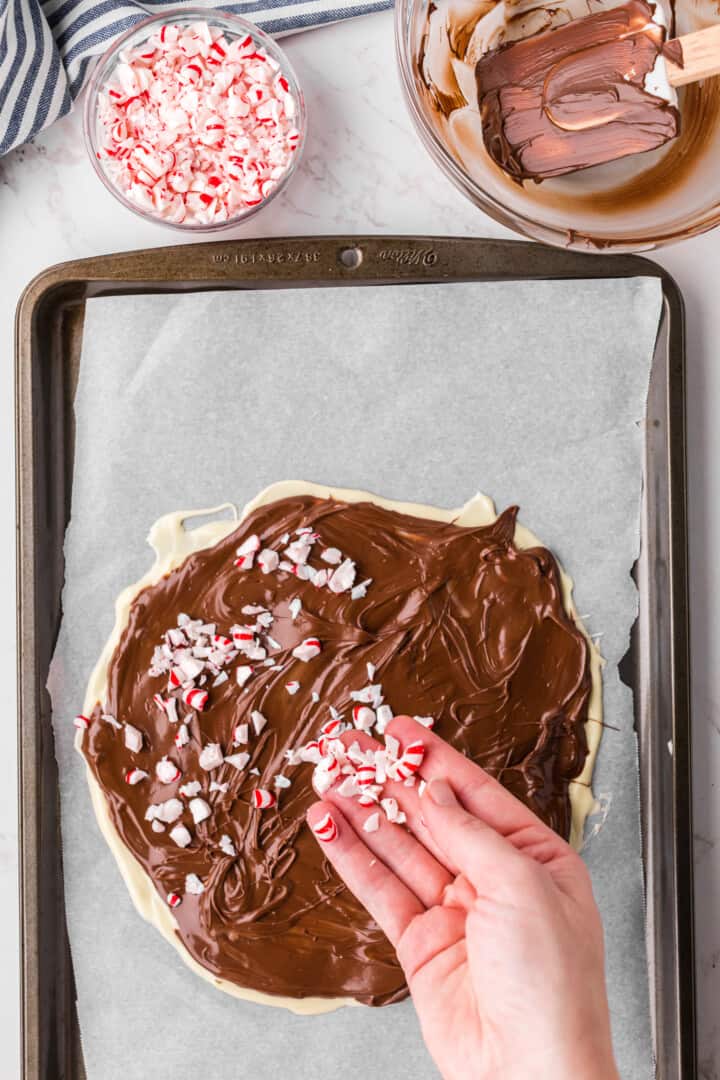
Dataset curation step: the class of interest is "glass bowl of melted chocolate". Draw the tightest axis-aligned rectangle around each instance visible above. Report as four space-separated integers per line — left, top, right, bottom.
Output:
396 0 720 250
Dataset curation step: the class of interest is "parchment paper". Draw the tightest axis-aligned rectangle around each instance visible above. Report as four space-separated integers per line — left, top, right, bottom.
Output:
49 277 662 1080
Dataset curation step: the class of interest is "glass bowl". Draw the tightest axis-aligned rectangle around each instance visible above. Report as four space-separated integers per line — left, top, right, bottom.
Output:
395 0 720 252
84 8 306 231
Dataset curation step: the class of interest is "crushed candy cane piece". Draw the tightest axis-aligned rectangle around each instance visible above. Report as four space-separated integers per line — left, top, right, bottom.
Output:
363 812 381 833
236 665 253 687
236 534 261 558
167 892 182 908
366 662 376 680
182 687 208 712
170 824 192 848
351 578 372 600
174 723 190 748
146 797 184 823
312 811 337 842
285 680 300 695
234 723 249 744
321 547 342 565
185 873 205 895
414 715 435 728
252 788 276 809
198 743 224 771
225 751 250 771
289 597 302 621
375 704 393 733
311 691 320 703
124 767 148 785
274 774 291 789
189 797 212 824
210 780 229 793
285 540 311 564
124 723 143 752
219 834 237 857
258 549 279 573
352 705 376 733
151 820 166 833
381 797 400 823
179 781 202 798
292 637 322 662
328 559 356 594
155 757 182 784
251 710 267 735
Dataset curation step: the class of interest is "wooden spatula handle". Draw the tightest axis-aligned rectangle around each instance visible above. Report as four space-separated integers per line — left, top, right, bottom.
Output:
666 23 720 87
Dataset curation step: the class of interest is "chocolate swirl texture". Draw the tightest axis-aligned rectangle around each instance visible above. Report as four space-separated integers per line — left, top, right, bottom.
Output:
82 496 591 1006
475 0 680 181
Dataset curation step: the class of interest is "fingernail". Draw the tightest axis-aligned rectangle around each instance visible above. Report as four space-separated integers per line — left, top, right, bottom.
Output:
311 811 338 842
426 778 458 807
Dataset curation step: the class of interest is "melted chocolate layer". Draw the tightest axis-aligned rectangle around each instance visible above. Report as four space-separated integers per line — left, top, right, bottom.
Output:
83 497 591 1005
475 0 680 181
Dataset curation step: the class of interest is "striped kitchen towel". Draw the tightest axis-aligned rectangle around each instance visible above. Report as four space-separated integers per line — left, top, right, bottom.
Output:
0 0 391 155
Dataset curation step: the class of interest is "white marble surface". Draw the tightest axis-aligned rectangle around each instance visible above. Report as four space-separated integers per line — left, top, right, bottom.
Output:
0 10 718 1077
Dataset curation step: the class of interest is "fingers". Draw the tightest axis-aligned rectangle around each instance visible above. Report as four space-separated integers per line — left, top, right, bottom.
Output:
420 777 532 896
324 778 454 908
388 715 570 860
306 801 424 947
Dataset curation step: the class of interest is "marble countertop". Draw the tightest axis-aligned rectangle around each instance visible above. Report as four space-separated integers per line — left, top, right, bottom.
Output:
1 10 718 1077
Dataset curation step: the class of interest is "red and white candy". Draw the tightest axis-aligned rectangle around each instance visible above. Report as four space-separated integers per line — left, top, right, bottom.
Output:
292 638 322 662
96 25 301 226
198 742 224 771
74 714 90 730
182 687 208 712
124 767 148 785
252 788 276 809
311 811 337 843
166 892 182 909
156 757 182 784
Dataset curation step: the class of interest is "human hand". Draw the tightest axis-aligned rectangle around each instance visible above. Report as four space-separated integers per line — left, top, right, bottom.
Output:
307 716 619 1080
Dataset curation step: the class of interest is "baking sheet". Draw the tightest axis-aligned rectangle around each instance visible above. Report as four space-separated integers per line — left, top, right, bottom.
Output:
48 277 662 1079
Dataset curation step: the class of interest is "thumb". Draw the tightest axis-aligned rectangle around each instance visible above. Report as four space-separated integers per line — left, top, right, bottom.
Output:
422 778 534 896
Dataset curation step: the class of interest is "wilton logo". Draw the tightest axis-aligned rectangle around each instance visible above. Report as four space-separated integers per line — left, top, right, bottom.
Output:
377 248 438 267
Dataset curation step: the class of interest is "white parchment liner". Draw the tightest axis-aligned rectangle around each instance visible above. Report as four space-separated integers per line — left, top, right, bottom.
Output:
48 278 662 1079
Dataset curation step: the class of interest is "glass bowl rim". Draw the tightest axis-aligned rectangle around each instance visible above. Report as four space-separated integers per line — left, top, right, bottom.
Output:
83 6 307 233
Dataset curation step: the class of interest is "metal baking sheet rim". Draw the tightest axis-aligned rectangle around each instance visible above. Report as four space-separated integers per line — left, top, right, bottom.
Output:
14 236 696 1080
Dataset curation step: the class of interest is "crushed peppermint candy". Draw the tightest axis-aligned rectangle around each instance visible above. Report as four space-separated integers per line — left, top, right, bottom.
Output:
219 834 237 857
274 774 291 789
363 812 381 834
189 797 212 823
289 597 302 621
198 742 224 771
185 873 205 895
225 751 250 771
311 811 337 843
124 767 148 785
146 797 184 823
285 680 301 695
292 637 322 662
251 710 268 735
170 824 192 848
155 757 182 784
167 891 182 908
252 788 276 809
95 22 302 227
210 780 229 793
124 723 143 752
179 781 202 798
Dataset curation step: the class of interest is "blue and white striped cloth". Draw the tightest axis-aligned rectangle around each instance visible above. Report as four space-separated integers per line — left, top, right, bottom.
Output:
0 0 391 155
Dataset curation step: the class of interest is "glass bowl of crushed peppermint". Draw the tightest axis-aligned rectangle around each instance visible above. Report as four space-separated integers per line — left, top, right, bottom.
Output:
83 9 305 229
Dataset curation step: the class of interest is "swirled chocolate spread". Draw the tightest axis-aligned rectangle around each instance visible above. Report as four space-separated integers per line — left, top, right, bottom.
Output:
475 0 680 181
81 496 591 1006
